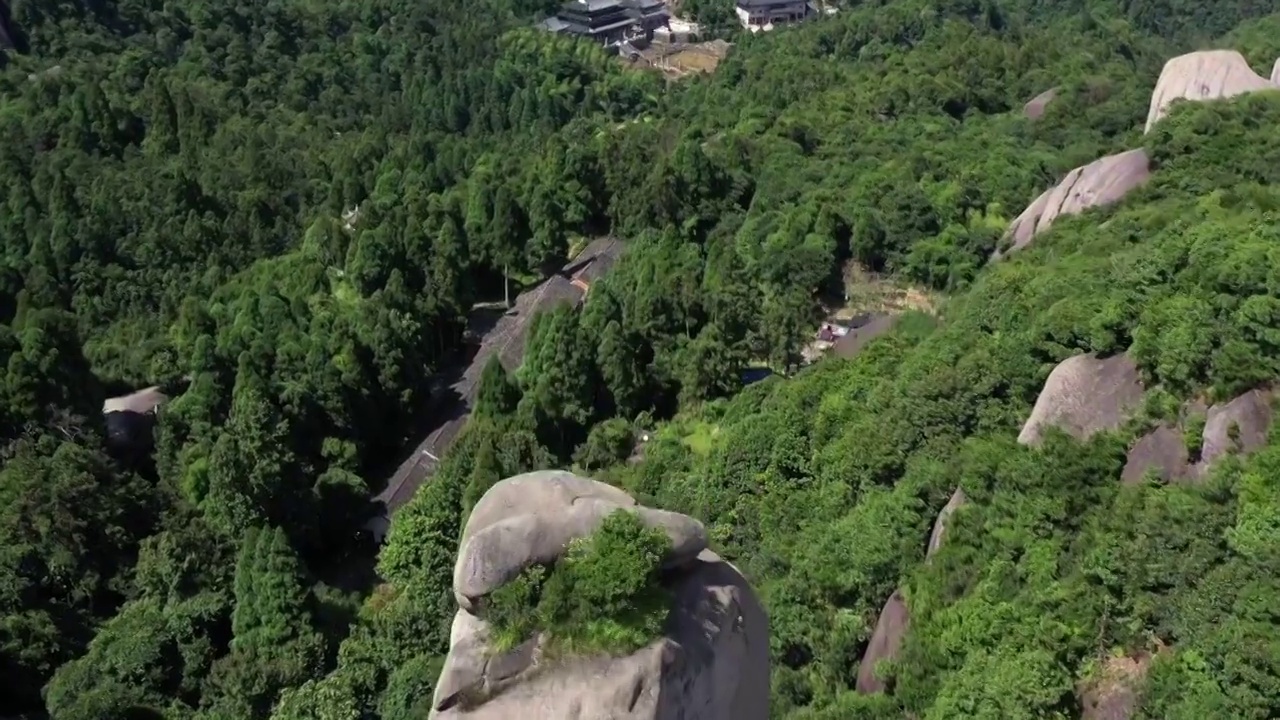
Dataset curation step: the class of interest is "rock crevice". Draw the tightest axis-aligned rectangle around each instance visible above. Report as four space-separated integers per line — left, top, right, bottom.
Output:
996 150 1151 259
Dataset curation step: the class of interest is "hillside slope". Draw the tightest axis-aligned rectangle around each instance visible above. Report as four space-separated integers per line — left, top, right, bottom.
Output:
5 1 1280 719
601 82 1280 720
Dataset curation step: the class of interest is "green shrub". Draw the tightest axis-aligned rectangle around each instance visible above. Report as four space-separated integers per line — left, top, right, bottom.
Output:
484 510 673 656
1184 412 1207 462
573 418 636 471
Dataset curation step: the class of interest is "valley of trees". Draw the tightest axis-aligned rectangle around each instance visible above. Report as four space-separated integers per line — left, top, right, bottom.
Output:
2 0 1280 717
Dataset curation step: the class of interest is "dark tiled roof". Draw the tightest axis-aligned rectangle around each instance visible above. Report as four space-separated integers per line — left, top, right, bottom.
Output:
567 236 625 286
737 0 804 8
462 275 582 392
494 276 583 373
833 314 896 360
375 244 629 513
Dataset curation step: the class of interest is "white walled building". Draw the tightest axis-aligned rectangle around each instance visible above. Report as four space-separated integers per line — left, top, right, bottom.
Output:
734 0 816 31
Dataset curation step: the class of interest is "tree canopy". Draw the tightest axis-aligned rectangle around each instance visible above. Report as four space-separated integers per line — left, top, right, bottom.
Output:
3 0 1280 717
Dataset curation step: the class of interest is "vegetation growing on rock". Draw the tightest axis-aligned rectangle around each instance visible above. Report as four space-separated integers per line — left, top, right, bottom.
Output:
485 509 673 656
3 0 1280 718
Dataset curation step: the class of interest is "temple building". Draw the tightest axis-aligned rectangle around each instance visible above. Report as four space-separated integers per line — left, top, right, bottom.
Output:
539 0 671 45
735 0 816 31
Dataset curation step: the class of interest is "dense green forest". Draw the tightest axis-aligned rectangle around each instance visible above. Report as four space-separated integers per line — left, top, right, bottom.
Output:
2 0 1280 716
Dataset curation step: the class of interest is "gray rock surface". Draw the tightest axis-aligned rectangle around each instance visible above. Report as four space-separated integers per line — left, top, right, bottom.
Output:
1194 388 1273 477
1018 353 1145 447
996 149 1150 259
1144 50 1277 133
1121 389 1273 483
855 590 909 695
855 488 964 698
453 471 708 610
925 488 967 560
432 473 768 720
1023 87 1058 120
1121 425 1188 484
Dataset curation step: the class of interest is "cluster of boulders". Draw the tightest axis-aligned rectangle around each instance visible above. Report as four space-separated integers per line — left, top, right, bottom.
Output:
996 49 1280 260
425 49 1280 720
430 471 769 720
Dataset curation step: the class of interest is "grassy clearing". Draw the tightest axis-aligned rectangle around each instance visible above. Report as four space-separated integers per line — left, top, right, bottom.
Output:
680 421 719 457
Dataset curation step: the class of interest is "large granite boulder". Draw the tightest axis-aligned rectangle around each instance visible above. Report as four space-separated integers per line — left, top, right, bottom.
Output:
1023 87 1058 120
1121 425 1189 484
1144 50 1277 133
1196 388 1273 474
1018 353 1145 447
1122 389 1274 484
453 470 708 610
995 149 1150 259
855 590 910 695
431 471 769 720
925 487 967 560
854 488 967 697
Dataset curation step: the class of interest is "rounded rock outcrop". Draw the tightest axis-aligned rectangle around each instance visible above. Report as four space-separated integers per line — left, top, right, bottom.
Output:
1196 388 1273 474
1122 388 1274 484
854 589 909 695
995 149 1150 259
1121 425 1189 484
431 472 769 720
925 487 967 560
1144 50 1277 134
854 488 967 698
1018 353 1145 447
1023 87 1058 120
453 470 708 610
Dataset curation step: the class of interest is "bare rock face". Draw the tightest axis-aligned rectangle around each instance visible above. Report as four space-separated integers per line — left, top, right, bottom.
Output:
996 149 1150 259
431 472 769 720
1144 50 1277 134
925 488 967 560
855 590 909 695
1122 389 1273 483
1121 425 1189 484
1018 353 1145 447
1023 87 1058 120
855 488 965 697
1195 388 1273 477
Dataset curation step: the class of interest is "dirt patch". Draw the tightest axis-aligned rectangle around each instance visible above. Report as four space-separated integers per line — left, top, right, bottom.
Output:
1079 652 1153 720
841 262 939 316
624 40 731 80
